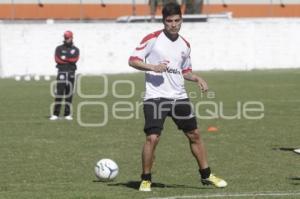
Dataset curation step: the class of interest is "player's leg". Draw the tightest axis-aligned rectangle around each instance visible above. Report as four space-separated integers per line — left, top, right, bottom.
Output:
172 99 227 188
139 99 169 191
184 129 208 169
184 129 227 187
64 71 75 119
141 133 160 179
51 72 67 119
171 99 209 173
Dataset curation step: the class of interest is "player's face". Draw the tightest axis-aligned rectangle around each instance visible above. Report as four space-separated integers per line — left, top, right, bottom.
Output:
64 37 73 44
163 15 182 36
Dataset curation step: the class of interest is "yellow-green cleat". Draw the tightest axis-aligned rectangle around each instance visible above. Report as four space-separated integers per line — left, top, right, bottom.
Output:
201 174 227 188
139 180 152 192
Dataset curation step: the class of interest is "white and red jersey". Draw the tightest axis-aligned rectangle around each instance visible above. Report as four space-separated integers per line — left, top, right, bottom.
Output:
129 30 192 100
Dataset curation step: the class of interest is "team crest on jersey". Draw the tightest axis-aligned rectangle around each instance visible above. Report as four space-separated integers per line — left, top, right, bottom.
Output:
181 51 187 60
70 49 76 54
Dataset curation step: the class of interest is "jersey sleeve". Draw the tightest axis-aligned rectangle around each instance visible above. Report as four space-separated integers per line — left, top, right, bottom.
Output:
181 47 192 74
129 31 161 62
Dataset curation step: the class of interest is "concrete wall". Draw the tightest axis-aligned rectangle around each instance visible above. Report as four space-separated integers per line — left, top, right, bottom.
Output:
0 18 299 77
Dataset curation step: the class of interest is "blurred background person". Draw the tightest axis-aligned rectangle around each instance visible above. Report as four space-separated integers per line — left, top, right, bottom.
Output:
149 0 159 21
50 30 80 121
184 0 204 14
149 0 181 21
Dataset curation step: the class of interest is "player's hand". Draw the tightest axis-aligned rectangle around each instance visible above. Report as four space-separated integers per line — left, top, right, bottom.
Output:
197 79 208 92
151 63 167 73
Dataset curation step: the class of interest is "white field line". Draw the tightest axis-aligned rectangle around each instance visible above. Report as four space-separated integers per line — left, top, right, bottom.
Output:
146 191 300 199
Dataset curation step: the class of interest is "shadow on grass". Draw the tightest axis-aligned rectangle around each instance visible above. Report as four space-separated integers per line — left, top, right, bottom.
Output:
272 147 300 155
106 181 212 190
289 177 300 186
272 147 295 151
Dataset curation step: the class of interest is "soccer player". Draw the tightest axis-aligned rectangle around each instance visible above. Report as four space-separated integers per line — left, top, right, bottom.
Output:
50 31 80 121
129 2 227 191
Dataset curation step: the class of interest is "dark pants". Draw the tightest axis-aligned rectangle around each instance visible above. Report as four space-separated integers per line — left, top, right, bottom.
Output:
143 98 197 135
184 0 204 14
53 71 75 116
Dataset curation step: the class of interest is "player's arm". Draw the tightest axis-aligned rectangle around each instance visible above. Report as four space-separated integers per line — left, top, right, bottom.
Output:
65 48 80 64
183 71 208 92
54 46 69 64
128 58 167 73
129 32 167 73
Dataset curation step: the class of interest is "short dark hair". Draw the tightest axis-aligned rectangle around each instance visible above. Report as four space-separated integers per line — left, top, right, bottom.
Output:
162 2 182 20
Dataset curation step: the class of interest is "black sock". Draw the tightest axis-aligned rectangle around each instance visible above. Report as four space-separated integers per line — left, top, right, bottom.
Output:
199 167 211 179
141 173 152 181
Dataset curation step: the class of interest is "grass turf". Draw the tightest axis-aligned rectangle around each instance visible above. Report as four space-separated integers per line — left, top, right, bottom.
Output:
0 69 299 199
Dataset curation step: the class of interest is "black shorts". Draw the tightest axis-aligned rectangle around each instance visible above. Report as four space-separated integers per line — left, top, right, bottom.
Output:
143 98 197 135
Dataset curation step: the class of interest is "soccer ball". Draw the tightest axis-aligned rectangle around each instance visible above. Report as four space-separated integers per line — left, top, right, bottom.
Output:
94 159 119 181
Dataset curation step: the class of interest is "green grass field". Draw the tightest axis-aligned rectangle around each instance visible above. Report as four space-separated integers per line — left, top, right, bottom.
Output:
0 69 299 199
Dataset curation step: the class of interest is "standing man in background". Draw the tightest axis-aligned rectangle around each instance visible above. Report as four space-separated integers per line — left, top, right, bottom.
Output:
50 30 80 121
184 0 204 14
149 0 181 21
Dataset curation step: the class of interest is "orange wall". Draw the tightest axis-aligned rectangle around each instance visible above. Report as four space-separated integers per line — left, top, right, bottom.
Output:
0 4 148 19
204 4 300 18
0 4 300 19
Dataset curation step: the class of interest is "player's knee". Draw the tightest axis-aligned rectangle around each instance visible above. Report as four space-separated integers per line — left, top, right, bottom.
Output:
185 129 200 143
146 134 160 145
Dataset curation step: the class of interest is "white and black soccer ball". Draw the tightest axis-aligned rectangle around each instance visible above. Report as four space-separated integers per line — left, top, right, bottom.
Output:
294 148 300 154
94 159 119 181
